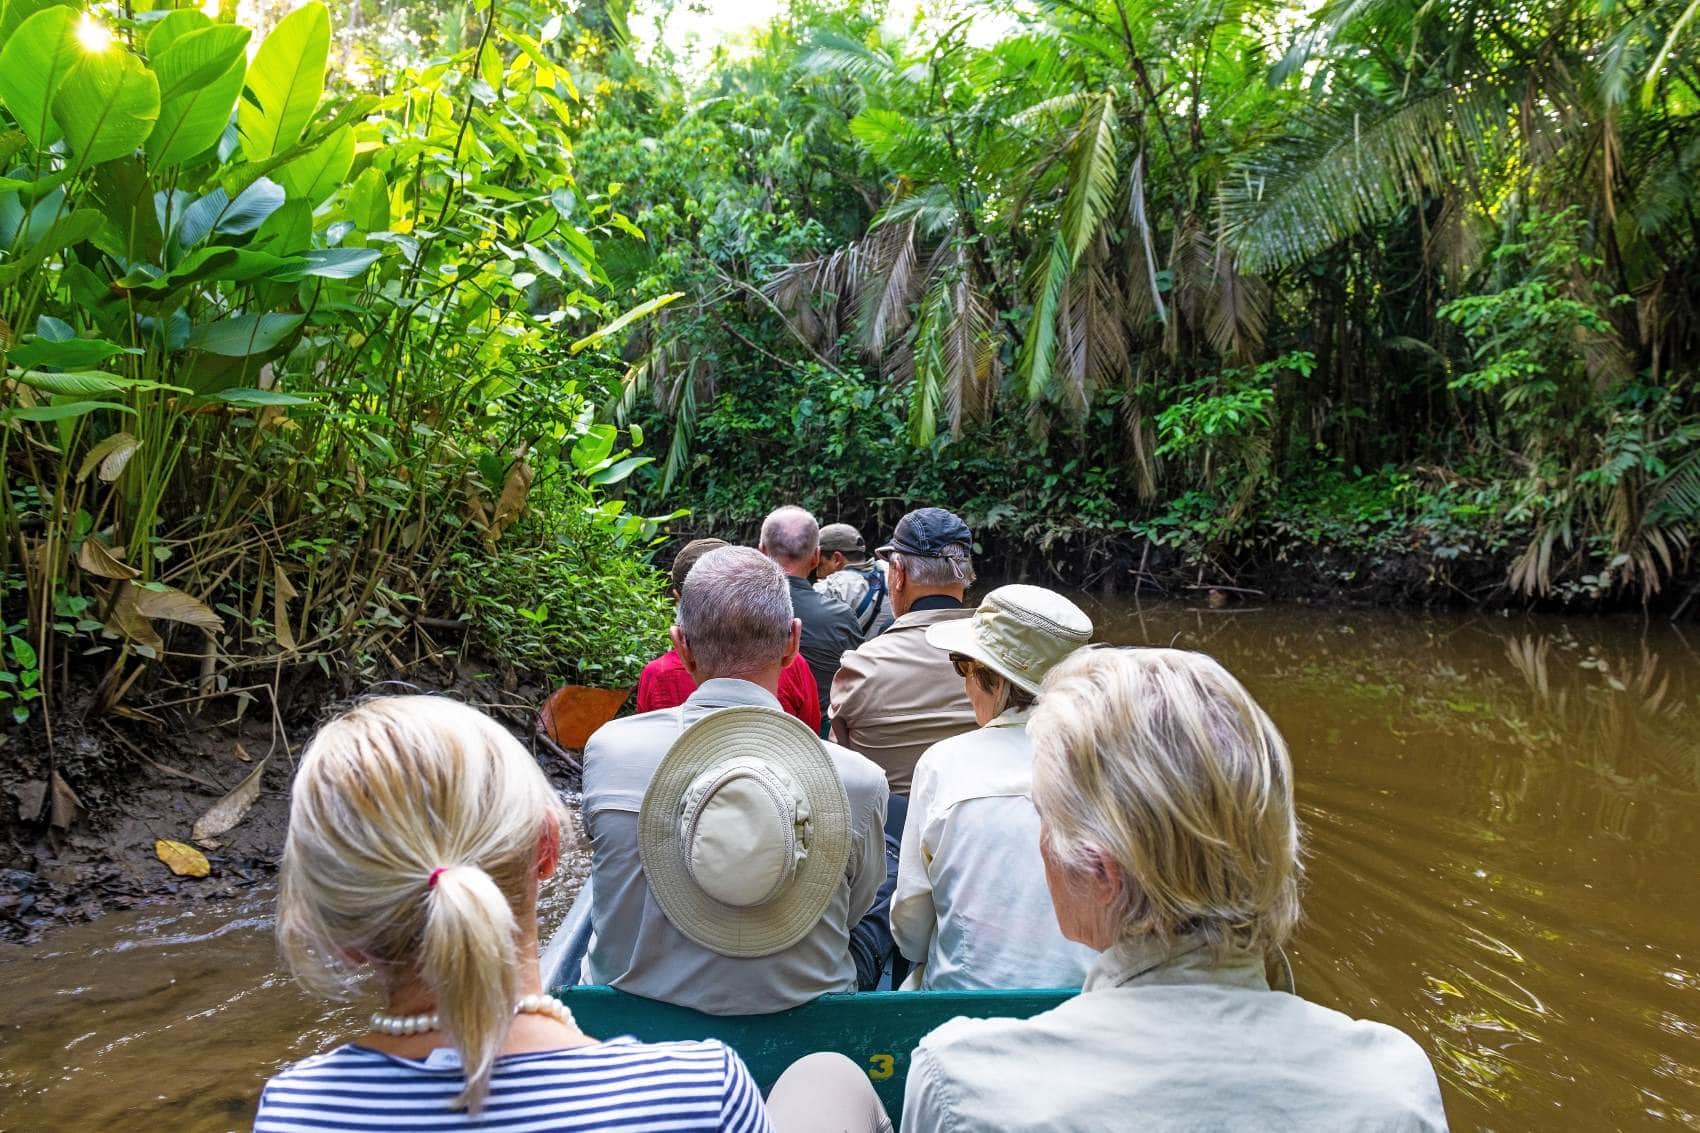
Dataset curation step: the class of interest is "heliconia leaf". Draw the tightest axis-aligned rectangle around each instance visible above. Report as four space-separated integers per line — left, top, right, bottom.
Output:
0 6 79 149
1 399 136 422
9 368 159 396
77 431 141 481
53 42 161 173
298 247 381 279
7 336 133 370
209 387 312 407
588 455 653 486
146 24 250 168
186 313 303 357
118 246 306 293
0 209 102 289
276 124 353 206
237 2 329 162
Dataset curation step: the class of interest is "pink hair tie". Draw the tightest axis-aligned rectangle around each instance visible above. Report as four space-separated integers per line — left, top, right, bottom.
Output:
427 867 448 890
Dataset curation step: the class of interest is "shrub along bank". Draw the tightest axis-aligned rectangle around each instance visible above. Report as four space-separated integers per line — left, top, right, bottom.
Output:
0 0 676 881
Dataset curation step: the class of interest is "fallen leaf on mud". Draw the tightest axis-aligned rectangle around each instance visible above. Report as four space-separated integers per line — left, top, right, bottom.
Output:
191 755 268 847
14 779 47 823
235 743 253 763
49 772 84 830
77 537 139 579
133 585 225 633
155 839 210 878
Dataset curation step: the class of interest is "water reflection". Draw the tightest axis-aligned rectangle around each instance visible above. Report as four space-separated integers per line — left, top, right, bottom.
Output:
1086 602 1700 1129
1 603 1697 1130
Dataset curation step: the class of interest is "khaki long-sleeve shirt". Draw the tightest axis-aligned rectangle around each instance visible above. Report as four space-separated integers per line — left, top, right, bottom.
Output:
902 936 1449 1131
581 678 888 1015
891 707 1096 990
828 604 978 794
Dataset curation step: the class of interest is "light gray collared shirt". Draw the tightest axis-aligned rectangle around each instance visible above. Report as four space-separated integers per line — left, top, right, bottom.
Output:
581 678 888 1015
903 935 1449 1131
892 706 1096 990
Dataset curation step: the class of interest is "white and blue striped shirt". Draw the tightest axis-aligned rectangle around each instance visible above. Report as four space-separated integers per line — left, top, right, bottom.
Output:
254 1036 774 1133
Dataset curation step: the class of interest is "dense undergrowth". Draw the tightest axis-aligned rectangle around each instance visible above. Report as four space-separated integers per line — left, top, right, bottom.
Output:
556 0 1700 610
0 0 675 748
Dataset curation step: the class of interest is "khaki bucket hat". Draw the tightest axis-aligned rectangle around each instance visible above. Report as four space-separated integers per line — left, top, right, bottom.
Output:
925 584 1093 695
638 706 851 958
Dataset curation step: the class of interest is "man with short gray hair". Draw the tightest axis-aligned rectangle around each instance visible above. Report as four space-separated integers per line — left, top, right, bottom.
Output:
581 546 888 1014
760 505 864 728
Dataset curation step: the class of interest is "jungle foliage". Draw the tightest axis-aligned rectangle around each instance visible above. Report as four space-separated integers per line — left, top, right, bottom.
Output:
0 0 675 734
570 0 1700 607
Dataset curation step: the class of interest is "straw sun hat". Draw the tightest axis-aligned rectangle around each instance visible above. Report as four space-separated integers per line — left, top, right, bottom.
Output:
639 706 850 958
926 584 1093 695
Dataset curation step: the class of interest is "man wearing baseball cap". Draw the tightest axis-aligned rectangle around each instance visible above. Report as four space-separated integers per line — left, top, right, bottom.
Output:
816 523 895 637
829 507 980 795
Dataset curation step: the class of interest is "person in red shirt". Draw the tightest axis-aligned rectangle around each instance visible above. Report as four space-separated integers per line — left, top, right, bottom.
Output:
636 538 821 731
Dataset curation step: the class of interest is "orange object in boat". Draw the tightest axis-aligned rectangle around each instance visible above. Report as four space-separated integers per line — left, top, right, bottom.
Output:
539 685 633 750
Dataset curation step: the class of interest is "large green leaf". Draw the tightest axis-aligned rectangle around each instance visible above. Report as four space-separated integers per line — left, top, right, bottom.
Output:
1 399 137 422
344 166 389 231
0 6 79 148
236 2 328 162
0 0 70 44
298 247 381 279
147 24 250 168
0 209 102 288
8 368 166 395
53 43 161 173
186 312 303 357
277 125 353 206
117 246 306 293
7 336 134 369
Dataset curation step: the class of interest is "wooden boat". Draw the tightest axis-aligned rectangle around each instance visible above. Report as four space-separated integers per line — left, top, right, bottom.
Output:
542 879 1077 1126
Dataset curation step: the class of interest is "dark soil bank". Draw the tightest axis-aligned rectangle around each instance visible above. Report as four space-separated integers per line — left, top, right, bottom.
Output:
0 666 574 943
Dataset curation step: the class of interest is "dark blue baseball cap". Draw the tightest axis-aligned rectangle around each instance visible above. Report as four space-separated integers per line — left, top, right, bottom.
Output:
876 507 973 561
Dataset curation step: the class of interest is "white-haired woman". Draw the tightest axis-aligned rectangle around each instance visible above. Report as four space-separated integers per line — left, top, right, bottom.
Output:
900 648 1449 1130
889 584 1099 989
254 695 774 1131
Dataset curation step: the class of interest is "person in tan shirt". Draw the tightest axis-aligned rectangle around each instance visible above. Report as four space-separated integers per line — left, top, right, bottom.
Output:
828 508 979 796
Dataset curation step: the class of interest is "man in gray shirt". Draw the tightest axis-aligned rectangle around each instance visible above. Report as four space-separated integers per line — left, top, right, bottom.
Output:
581 546 888 1014
760 506 864 728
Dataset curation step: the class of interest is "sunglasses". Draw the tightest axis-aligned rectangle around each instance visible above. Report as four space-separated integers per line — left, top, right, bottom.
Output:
949 654 977 679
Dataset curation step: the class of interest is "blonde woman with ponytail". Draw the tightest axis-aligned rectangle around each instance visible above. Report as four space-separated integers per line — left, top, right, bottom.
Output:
255 695 774 1132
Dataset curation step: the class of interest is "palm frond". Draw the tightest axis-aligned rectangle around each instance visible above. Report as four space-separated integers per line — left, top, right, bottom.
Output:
857 218 922 356
939 257 999 435
1061 91 1120 267
1126 150 1169 327
1017 234 1071 402
799 31 899 86
1205 247 1270 363
1218 86 1503 273
907 275 950 445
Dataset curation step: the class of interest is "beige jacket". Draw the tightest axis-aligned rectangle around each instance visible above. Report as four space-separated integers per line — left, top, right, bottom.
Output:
828 605 978 794
902 935 1449 1132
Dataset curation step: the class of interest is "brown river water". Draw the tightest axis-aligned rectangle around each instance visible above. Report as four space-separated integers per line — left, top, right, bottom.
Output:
2 601 1697 1131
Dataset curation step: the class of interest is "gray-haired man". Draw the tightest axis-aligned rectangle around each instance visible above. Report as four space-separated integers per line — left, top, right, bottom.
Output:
581 546 888 1014
760 505 864 726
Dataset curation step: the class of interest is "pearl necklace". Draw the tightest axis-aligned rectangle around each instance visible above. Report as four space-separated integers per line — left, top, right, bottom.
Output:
369 993 576 1037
